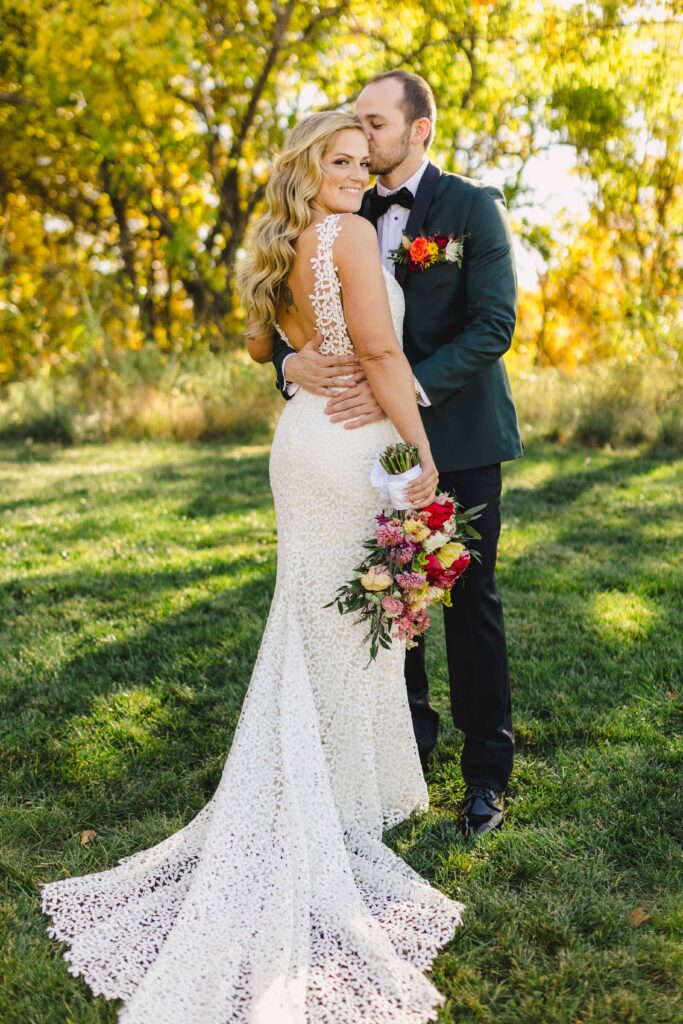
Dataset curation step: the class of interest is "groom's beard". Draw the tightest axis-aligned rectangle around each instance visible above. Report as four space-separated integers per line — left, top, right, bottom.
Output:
368 128 411 176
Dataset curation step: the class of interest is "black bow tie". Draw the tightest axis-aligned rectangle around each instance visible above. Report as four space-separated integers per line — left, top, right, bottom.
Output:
367 186 414 220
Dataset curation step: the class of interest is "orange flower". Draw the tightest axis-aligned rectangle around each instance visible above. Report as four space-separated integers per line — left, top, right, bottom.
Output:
409 236 431 264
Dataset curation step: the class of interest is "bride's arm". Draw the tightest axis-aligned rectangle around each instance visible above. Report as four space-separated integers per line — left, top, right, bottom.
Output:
334 216 438 507
245 323 274 364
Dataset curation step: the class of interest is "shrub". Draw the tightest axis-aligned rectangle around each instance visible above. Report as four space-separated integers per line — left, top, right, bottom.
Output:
0 345 281 444
1 348 681 451
510 357 683 450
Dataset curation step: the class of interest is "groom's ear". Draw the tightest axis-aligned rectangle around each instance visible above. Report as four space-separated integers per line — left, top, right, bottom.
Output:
411 117 432 148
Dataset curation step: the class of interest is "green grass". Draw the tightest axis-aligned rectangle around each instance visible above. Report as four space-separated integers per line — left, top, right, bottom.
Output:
1 439 681 1023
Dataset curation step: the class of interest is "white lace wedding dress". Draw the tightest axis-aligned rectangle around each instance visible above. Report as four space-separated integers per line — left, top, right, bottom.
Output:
40 214 465 1024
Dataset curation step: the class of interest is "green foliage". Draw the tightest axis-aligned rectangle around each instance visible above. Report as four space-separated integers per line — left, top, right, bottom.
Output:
1 440 681 1021
1 2 681 379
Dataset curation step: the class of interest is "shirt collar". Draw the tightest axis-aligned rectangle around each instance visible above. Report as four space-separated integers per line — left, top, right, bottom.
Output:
376 156 429 198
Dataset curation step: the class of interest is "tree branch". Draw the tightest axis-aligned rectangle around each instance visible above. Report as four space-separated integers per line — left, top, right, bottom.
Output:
0 91 37 107
230 0 298 162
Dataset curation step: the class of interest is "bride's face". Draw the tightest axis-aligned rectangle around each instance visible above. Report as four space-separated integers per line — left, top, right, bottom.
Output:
312 129 370 215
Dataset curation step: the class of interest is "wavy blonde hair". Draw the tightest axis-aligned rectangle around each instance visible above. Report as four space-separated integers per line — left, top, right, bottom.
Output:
237 111 365 334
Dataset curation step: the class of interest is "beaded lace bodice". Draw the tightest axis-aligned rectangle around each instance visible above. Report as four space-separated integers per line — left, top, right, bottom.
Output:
275 213 405 357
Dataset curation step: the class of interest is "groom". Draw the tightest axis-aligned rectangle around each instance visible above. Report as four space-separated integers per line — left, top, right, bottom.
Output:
272 70 523 839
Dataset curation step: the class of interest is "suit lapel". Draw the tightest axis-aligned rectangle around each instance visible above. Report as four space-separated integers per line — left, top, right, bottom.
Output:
394 161 442 287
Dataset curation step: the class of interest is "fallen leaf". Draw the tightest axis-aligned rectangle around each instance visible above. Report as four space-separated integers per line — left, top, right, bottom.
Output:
627 907 650 927
80 829 97 848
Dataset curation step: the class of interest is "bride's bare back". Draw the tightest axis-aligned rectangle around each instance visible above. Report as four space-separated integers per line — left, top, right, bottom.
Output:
274 221 330 351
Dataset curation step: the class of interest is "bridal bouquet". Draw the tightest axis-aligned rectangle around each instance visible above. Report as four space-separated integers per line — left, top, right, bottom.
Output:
326 443 485 662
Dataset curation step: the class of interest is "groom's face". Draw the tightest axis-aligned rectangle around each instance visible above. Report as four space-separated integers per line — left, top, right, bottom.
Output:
356 79 412 175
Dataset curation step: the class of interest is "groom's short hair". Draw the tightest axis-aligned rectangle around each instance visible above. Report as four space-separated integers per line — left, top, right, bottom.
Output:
367 70 437 148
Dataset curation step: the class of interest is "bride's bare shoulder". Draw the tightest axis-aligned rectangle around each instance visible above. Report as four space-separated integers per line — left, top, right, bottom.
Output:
333 214 380 263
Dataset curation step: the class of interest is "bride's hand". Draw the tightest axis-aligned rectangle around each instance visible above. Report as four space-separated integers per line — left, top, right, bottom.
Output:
325 377 387 429
404 446 439 508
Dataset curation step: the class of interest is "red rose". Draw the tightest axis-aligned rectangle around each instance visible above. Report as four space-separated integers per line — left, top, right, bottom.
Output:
434 235 449 249
423 500 455 530
450 552 471 577
425 553 446 582
442 553 471 586
426 550 471 587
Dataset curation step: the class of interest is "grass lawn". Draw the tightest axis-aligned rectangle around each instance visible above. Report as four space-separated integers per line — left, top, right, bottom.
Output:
1 438 681 1023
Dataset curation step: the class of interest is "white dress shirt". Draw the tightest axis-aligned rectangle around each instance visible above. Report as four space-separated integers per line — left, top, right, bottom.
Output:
375 158 431 406
375 156 429 271
283 156 431 405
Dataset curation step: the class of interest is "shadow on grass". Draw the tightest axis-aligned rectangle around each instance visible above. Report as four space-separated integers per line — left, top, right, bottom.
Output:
0 441 63 466
0 551 277 685
0 445 274 522
3 569 278 826
1 555 276 708
503 445 681 513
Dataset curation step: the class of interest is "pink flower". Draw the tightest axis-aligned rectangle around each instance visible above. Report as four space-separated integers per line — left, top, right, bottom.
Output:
381 596 404 618
393 619 412 641
394 542 417 565
395 571 427 590
376 522 404 547
392 607 430 642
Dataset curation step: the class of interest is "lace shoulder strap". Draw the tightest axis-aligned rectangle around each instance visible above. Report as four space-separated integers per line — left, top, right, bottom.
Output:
309 214 353 356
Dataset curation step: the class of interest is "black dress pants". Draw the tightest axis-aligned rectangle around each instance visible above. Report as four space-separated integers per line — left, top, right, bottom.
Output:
404 463 514 791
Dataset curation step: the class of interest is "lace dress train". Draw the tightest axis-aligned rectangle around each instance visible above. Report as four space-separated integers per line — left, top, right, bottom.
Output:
40 214 465 1023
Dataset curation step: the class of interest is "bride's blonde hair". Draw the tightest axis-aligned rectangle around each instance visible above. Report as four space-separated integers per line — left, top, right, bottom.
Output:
237 111 366 334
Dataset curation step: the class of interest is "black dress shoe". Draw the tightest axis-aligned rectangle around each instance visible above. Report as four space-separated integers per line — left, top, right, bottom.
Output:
459 786 504 838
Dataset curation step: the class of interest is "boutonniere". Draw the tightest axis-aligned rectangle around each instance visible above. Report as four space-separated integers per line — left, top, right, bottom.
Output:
389 232 468 272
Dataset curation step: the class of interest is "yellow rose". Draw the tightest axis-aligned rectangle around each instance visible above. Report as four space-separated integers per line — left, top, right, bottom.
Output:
360 565 393 591
404 519 431 543
436 542 466 569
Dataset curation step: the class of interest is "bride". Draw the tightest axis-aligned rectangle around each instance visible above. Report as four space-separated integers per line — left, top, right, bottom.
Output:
40 111 465 1024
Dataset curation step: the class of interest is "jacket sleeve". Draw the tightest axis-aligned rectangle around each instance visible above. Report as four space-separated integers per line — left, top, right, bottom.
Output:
271 328 298 401
411 185 518 406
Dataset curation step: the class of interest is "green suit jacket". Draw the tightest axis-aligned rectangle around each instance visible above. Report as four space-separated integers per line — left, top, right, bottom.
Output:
272 161 523 472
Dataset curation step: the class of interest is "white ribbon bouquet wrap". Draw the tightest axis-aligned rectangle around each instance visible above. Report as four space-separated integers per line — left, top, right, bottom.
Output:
370 458 423 510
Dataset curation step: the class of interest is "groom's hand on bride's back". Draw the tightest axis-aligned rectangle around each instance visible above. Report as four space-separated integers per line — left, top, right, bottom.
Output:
284 331 363 397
